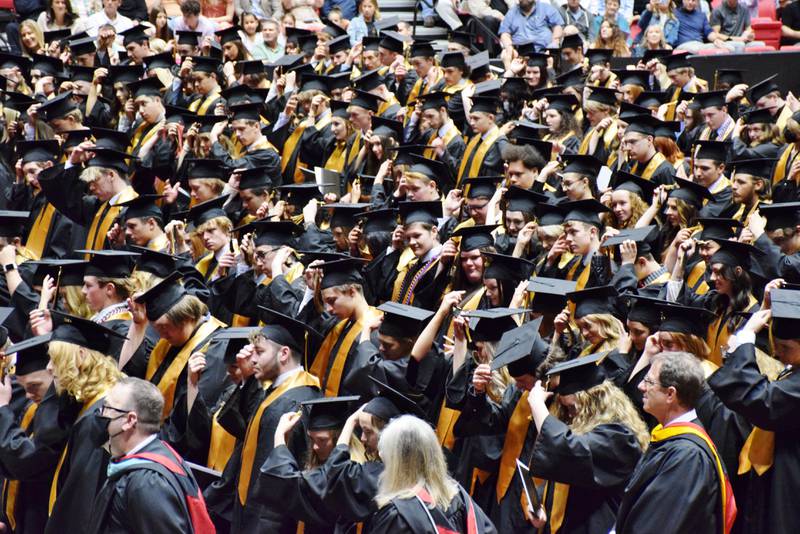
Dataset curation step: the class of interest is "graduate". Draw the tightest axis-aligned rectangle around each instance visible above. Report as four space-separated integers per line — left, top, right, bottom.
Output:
457 95 509 188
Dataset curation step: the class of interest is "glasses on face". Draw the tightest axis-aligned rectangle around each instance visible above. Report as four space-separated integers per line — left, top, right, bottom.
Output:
642 376 664 389
254 248 274 260
467 202 488 213
101 404 132 417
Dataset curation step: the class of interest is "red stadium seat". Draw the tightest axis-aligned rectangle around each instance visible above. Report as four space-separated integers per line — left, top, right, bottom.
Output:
758 0 776 19
0 2 14 10
744 45 777 52
697 48 730 55
781 45 800 51
752 20 782 49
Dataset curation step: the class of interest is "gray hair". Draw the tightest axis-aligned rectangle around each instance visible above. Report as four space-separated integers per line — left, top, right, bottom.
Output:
652 351 705 408
117 377 164 433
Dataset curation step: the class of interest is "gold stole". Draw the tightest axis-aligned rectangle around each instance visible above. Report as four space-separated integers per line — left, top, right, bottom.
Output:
282 115 333 183
148 233 170 252
26 200 56 260
706 294 758 367
309 308 378 397
652 422 735 533
189 89 221 115
49 389 109 514
577 121 618 156
325 140 348 172
195 253 220 281
687 259 709 296
390 248 418 302
377 94 400 117
738 369 792 476
699 119 735 142
84 187 138 257
457 127 501 188
496 391 530 502
146 317 226 419
630 152 667 180
446 287 484 341
237 371 320 504
443 79 470 95
539 481 570 534
423 124 460 159
207 409 237 471
664 86 682 121
776 104 793 133
127 119 165 155
4 403 37 529
772 145 797 185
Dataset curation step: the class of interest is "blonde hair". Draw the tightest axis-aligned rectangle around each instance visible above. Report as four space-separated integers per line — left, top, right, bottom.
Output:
305 430 366 468
162 294 208 325
375 415 458 510
579 313 623 353
80 166 118 184
474 342 512 403
555 380 650 450
584 100 614 116
20 20 44 56
663 331 711 362
603 190 648 229
188 177 226 197
95 276 140 301
62 286 93 318
131 270 160 292
195 215 233 235
48 340 122 402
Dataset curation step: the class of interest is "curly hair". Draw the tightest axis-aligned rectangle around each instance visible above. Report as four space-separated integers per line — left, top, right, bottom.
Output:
603 189 648 229
576 313 624 354
660 331 711 362
49 340 122 402
555 380 650 451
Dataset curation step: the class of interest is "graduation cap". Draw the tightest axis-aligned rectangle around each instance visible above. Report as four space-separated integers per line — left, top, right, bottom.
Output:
296 250 351 266
69 65 95 83
135 271 188 321
108 64 143 85
709 238 763 270
187 195 228 227
86 148 135 175
468 52 492 82
662 52 691 72
449 30 473 52
418 91 448 111
586 48 612 66
657 302 715 338
287 27 317 55
554 67 585 88
2 91 38 113
317 257 367 290
118 194 164 222
176 29 202 47
215 26 241 46
515 137 554 161
38 91 77 121
236 59 268 78
641 48 673 63
624 114 659 137
510 119 547 140
17 140 59 163
561 154 603 177
50 309 127 354
451 224 497 251
349 89 382 113
327 34 351 56
560 33 583 50
68 36 97 56
361 35 381 52
0 210 29 238
742 108 777 126
526 277 576 314
491 317 547 377
164 105 188 124
187 158 227 180
463 176 501 199
514 41 537 58
759 202 800 231
636 91 667 108
654 119 680 138
229 102 261 122
692 90 727 110
298 72 329 93
618 102 652 122
278 183 323 207
234 166 272 191
324 202 371 229
471 95 500 114
398 200 441 226
377 301 434 339
321 17 347 38
270 53 304 72
586 86 619 107
747 74 780 104
371 115 403 141
257 306 320 354
374 15 400 32
504 186 547 214
302 396 361 431
190 56 221 74
245 220 301 248
59 129 92 151
731 158 774 180
482 251 534 281
354 208 398 234
466 308 527 342
623 293 662 327
409 40 436 58
0 53 31 73
28 258 86 287
30 54 64 76
613 69 650 89
440 51 467 71
120 25 149 46
769 288 800 339
693 140 730 163
5 333 52 375
474 78 503 98
562 199 610 229
80 249 139 278
404 153 448 184
363 376 426 420
546 351 607 395
212 326 260 364
545 93 579 112
697 217 742 241
43 28 71 44
131 246 179 278
142 52 173 71
536 202 567 226
91 127 130 151
182 112 228 134
526 52 549 69
566 285 618 319
329 99 349 119
378 31 406 54
326 72 351 92
612 171 657 200
715 68 745 88
669 176 714 207
603 225 658 256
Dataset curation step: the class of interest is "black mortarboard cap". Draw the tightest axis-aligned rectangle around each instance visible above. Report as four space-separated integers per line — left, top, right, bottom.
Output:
183 112 227 133
742 108 777 125
669 176 714 206
50 309 127 354
244 220 301 247
526 277 576 313
321 17 347 38
325 202 371 229
586 86 619 107
30 54 64 76
536 202 566 226
409 40 435 58
120 25 149 46
449 30 473 51
118 194 164 222
364 376 426 420
625 114 659 136
135 271 188 321
270 53 304 71
527 52 549 69
69 65 95 83
38 91 77 121
567 285 618 318
657 302 715 338
619 102 652 121
378 30 406 54
398 200 441 226
759 202 800 231
6 333 51 375
732 158 774 179
108 64 143 85
515 41 537 58
328 34 351 55
654 119 680 138
142 52 173 71
562 199 611 228
69 36 96 56
709 238 763 270
452 224 497 251
86 147 134 175
361 35 381 52
613 171 657 200
258 306 320 354
405 153 448 184
491 317 547 377
80 249 139 278
2 91 38 113
350 89 382 113
697 217 742 241
554 67 585 88
371 115 403 142
482 251 534 281
662 52 691 72
187 195 228 227
562 154 603 176
164 105 187 124
229 102 261 121
215 26 241 45
692 90 727 110
318 258 366 290
330 99 349 119
355 208 397 234
747 74 780 104
0 53 30 73
561 33 583 50
91 127 130 151
17 140 59 163
187 158 226 179
28 258 86 287
586 48 612 66
693 140 730 163
374 16 400 32
131 245 178 278
471 95 499 114
545 93 579 112
191 55 221 74
464 176 502 199
236 165 273 191
613 69 650 89
505 186 548 214
641 48 673 63
546 351 607 394
0 210 29 238
623 293 662 326
299 72 329 93
516 137 554 161
419 91 448 111
278 183 323 206
302 396 361 430
769 288 800 339
467 308 527 342
176 30 201 46
377 301 434 339
440 51 467 71
212 326 260 364
43 28 71 44
715 68 745 88
603 225 658 257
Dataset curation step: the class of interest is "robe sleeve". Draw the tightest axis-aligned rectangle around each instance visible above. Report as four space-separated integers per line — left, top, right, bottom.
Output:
37 164 99 227
322 444 382 521
454 387 515 438
123 469 193 534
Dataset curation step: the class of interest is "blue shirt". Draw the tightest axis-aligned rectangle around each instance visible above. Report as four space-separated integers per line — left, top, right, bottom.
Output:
675 6 713 45
499 2 565 49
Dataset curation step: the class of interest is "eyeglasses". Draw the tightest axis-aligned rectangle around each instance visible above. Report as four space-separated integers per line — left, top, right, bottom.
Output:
101 404 132 416
641 376 664 388
254 249 274 260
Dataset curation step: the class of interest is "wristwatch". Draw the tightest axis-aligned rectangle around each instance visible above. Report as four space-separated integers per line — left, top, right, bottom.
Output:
3 264 15 273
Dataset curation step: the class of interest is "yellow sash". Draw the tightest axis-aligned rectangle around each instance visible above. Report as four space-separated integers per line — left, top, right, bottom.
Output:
4 403 37 530
189 89 221 115
309 308 378 397
434 397 461 450
776 104 793 133
49 389 109 514
423 123 461 160
237 370 320 504
390 248 418 302
325 140 348 173
457 127 501 188
127 119 165 155
772 145 797 185
446 287 484 341
377 94 400 117
630 152 667 180
25 201 56 260
496 391 531 502
84 187 138 256
699 119 735 142
705 294 757 367
738 369 792 476
578 121 618 156
195 253 220 281
539 481 570 534
146 317 225 419
207 408 237 471
148 232 170 252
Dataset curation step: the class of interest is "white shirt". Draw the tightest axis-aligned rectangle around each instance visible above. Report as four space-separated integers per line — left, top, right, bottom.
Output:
663 408 698 427
272 366 303 388
85 10 134 40
125 433 159 456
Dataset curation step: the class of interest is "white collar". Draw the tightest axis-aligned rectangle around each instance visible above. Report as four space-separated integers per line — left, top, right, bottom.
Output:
272 366 302 388
92 302 128 322
125 434 159 456
438 120 453 138
665 409 697 426
421 244 442 263
707 176 725 193
214 242 231 262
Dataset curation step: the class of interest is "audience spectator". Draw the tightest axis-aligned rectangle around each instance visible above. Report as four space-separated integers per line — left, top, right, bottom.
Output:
119 0 148 21
170 0 218 37
238 12 269 58
19 19 45 57
590 0 634 22
282 0 323 28
559 0 593 41
594 19 631 54
674 0 726 52
781 0 800 45
202 0 235 29
710 0 763 51
149 7 174 42
235 0 283 21
634 21 673 54
590 0 631 40
347 0 379 44
13 0 45 21
322 0 356 19
636 0 679 48
500 0 565 49
261 18 285 60
85 0 134 37
37 0 85 32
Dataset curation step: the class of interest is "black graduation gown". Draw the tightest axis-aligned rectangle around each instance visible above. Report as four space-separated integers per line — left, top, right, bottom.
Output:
268 115 335 185
620 157 675 187
9 184 86 259
87 438 192 534
204 381 320 533
530 417 643 534
614 419 722 534
408 127 467 190
0 388 66 534
699 184 735 219
323 444 383 522
731 138 782 160
458 136 509 184
362 248 401 306
614 359 658 429
79 99 113 129
365 486 497 534
707 342 800 534
210 139 282 174
45 398 112 534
